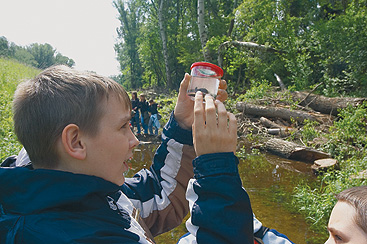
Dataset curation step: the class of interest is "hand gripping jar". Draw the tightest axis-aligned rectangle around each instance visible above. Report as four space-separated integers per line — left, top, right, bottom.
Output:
187 62 224 100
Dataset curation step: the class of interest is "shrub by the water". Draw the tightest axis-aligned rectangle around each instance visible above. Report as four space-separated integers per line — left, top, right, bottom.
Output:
293 102 367 237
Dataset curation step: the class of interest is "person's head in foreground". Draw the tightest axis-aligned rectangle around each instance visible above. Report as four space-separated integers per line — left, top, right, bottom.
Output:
325 186 367 244
13 65 139 186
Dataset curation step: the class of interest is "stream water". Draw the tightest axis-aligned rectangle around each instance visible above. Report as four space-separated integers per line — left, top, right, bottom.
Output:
127 141 326 244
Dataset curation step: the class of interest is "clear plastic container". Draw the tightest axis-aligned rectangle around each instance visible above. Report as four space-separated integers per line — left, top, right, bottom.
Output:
187 62 223 100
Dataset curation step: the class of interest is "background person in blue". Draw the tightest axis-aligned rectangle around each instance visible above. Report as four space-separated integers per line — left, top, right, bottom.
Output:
139 93 150 135
130 91 141 135
148 98 160 135
0 66 256 243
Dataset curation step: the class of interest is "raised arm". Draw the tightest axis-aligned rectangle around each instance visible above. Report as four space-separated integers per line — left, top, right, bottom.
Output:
122 74 227 236
178 92 254 244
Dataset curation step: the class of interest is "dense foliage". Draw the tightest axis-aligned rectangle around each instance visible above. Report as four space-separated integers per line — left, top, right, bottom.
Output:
0 36 75 69
114 0 367 97
114 0 238 90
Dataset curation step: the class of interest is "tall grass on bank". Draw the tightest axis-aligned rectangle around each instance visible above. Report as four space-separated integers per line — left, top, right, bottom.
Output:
293 102 367 237
0 58 40 161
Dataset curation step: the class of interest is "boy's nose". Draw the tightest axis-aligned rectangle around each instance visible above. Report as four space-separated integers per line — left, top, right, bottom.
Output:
130 131 140 149
324 237 332 244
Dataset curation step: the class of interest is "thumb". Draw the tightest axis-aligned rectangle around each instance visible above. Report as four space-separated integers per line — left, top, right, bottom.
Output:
179 73 191 94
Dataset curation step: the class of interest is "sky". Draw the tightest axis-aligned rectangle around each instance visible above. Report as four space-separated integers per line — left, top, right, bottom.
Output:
0 0 121 77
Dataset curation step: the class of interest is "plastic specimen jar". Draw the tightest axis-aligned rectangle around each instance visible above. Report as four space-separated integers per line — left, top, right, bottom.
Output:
187 62 224 100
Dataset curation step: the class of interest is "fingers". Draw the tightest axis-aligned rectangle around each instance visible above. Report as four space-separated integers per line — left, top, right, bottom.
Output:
193 91 237 156
228 112 237 153
228 112 237 138
216 79 228 102
216 100 227 129
216 89 228 102
218 79 227 90
204 94 216 130
194 91 205 130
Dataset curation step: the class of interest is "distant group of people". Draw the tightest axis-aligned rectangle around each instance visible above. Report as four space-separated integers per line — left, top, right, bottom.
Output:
130 91 160 136
0 65 366 244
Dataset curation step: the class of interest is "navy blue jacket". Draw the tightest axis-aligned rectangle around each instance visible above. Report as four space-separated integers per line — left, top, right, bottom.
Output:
0 114 255 243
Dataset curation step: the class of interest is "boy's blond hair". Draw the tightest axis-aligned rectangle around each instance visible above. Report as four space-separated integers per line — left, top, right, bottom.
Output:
13 65 131 168
336 186 367 234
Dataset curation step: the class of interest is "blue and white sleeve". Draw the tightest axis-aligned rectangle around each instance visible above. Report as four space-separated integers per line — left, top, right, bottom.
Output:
178 152 254 244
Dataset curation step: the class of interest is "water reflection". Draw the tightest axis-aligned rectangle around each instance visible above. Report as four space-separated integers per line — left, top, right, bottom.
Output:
128 141 325 244
240 153 324 243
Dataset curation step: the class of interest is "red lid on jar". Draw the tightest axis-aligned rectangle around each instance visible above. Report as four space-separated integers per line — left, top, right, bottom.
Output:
190 62 223 77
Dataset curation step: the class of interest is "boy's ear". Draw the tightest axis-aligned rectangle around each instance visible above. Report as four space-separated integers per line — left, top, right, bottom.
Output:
61 124 87 160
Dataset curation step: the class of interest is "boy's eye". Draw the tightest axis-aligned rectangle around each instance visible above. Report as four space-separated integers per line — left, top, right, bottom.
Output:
121 123 129 129
333 234 344 243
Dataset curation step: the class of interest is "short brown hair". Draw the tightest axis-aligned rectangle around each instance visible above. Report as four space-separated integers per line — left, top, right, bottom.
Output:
336 186 367 234
13 65 131 168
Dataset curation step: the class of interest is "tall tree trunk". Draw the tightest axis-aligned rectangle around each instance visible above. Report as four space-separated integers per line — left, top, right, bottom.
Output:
197 0 211 62
114 1 142 89
158 0 172 89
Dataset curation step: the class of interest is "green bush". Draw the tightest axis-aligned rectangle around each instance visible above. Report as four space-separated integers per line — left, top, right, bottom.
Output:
0 58 40 161
300 120 320 146
157 94 177 126
323 102 367 160
235 80 273 102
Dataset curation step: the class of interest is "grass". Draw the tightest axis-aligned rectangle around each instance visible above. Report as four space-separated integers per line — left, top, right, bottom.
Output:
0 58 40 161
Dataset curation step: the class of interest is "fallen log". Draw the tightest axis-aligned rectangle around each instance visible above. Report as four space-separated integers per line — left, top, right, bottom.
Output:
266 128 292 137
291 91 367 116
260 117 283 128
263 138 330 163
260 117 293 137
218 41 281 66
236 102 328 123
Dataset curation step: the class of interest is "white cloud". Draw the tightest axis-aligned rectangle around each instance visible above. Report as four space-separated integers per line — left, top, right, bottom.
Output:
0 0 121 77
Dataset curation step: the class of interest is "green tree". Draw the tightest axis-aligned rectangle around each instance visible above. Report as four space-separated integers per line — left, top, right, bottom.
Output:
216 0 367 96
315 0 367 96
114 0 144 90
13 46 38 67
27 43 56 69
0 37 74 69
138 16 165 88
114 0 239 91
0 36 10 57
55 53 75 67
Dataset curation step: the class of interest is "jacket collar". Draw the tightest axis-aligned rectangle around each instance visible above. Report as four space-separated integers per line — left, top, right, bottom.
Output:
0 167 121 215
